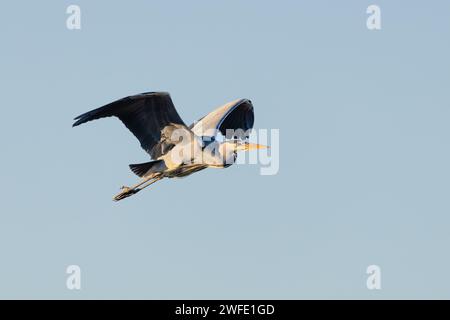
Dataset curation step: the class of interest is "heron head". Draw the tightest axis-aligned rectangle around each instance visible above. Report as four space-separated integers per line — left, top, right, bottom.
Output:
218 140 269 167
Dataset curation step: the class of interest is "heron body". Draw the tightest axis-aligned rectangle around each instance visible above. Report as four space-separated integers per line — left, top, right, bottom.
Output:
73 92 266 201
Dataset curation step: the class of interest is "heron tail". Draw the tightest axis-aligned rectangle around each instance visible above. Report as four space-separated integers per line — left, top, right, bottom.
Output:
129 160 166 178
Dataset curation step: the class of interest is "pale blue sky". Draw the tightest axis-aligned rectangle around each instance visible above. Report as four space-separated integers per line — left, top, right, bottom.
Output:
1 1 450 299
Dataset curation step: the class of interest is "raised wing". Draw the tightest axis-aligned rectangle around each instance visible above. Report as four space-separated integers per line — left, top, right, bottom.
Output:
73 92 187 159
190 99 254 139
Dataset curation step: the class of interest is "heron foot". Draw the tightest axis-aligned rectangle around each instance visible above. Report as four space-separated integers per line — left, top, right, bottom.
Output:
113 186 139 201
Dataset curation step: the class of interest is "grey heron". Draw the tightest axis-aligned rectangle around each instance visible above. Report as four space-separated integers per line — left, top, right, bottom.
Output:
73 92 267 201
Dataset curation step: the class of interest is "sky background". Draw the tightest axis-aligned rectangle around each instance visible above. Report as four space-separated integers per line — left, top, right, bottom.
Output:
1 0 450 299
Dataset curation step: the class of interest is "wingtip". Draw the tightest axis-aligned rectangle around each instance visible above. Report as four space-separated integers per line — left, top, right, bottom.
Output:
72 119 82 127
72 114 82 127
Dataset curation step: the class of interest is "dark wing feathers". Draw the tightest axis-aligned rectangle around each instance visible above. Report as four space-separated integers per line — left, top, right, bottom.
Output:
73 92 186 158
218 100 254 139
190 99 254 139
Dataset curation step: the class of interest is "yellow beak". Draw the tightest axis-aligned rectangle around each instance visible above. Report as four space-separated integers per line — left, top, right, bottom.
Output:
242 143 269 151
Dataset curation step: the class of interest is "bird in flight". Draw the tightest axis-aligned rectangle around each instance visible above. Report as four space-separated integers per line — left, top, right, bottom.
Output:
73 92 267 201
